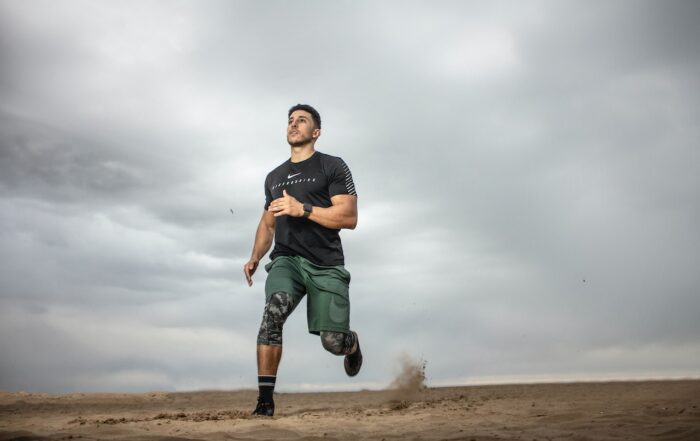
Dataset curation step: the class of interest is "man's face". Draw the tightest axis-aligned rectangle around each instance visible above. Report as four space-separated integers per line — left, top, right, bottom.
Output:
287 110 320 146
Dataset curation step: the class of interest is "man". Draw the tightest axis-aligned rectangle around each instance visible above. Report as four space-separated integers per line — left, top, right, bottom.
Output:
243 104 362 417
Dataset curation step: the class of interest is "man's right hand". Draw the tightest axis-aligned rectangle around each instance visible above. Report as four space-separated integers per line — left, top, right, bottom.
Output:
244 258 259 287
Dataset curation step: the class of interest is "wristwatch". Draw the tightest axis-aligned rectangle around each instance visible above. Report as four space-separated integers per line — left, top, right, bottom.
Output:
303 203 313 218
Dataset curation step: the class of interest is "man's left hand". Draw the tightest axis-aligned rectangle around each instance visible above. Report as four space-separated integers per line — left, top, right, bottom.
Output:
269 189 304 217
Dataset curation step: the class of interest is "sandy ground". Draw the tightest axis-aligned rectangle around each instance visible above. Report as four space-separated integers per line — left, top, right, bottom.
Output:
1 380 699 441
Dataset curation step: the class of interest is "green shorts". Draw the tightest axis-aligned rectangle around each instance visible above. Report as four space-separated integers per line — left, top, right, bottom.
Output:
264 255 351 335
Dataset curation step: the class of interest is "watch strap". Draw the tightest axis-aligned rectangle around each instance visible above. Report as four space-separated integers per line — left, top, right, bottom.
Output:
303 203 313 217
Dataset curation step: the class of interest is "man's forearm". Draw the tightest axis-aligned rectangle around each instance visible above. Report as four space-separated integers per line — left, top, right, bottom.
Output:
307 204 357 230
251 222 274 261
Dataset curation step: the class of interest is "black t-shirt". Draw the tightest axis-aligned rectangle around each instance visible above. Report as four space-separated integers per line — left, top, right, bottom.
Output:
264 150 357 266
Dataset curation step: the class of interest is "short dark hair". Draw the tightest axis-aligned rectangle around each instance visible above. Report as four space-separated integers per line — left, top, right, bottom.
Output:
288 104 321 129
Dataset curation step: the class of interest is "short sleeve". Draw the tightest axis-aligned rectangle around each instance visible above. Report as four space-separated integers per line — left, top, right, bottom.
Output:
264 175 272 209
328 158 357 197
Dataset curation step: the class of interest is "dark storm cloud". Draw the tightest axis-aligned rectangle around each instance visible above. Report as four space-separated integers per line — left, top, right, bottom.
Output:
0 112 157 202
1 0 698 393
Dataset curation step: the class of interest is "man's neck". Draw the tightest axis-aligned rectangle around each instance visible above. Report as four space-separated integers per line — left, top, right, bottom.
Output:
290 144 316 163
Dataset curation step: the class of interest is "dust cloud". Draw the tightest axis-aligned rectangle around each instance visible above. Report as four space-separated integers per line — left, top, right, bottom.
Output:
387 354 427 406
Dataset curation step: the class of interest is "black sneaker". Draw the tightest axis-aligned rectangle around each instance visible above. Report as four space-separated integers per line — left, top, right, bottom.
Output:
344 331 362 377
252 396 275 416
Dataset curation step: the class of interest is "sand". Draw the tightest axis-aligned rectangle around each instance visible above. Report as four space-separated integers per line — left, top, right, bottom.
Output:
1 380 699 441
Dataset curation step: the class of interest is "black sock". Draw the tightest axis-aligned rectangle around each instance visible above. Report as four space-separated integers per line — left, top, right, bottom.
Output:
258 375 276 402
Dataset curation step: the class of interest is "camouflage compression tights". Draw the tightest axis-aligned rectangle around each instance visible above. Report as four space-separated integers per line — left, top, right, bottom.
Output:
320 330 356 356
257 291 355 355
257 291 297 346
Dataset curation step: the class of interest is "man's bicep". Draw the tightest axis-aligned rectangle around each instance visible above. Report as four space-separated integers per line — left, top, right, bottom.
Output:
331 194 357 214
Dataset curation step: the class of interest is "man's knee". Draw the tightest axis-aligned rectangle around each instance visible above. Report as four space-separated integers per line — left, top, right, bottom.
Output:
257 292 295 346
320 331 353 356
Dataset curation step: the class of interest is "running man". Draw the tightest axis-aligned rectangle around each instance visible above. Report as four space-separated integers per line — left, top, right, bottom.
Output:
243 104 362 417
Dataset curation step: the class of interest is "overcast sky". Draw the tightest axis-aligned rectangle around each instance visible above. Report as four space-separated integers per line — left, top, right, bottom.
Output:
1 0 699 394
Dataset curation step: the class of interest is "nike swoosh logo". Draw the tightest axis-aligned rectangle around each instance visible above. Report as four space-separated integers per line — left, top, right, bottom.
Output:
287 172 302 179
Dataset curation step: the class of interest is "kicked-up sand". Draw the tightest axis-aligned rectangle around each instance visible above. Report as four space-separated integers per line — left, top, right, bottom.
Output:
1 380 699 441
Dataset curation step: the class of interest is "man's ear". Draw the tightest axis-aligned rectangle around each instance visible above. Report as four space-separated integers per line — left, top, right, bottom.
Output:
313 128 321 139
